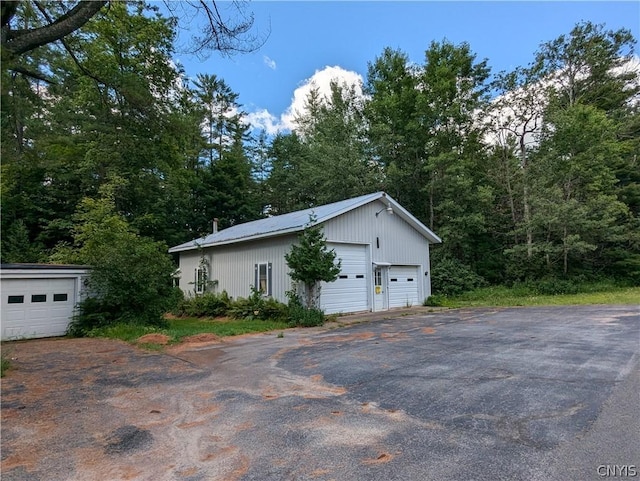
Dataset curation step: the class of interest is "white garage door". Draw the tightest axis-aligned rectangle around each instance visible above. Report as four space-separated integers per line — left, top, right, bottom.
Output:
320 244 369 314
1 278 77 340
388 266 420 308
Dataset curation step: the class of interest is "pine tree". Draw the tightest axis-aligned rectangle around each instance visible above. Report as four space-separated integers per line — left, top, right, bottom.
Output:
285 216 341 309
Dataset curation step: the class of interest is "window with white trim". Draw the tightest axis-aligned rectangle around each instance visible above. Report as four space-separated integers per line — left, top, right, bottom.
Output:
374 268 382 287
195 266 207 294
254 262 272 296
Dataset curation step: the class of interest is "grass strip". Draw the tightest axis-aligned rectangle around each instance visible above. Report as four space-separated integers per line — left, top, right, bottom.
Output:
439 285 640 308
88 317 290 344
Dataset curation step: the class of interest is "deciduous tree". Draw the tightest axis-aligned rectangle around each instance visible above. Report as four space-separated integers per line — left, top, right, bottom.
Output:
53 185 176 332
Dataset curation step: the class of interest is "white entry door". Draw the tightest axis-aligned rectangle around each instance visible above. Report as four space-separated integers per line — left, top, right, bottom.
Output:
373 265 388 312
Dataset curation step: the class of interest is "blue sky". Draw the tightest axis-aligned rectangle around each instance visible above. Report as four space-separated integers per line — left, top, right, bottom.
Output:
171 1 640 132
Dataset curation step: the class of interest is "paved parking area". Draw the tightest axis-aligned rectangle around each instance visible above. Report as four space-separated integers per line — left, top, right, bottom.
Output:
1 305 638 480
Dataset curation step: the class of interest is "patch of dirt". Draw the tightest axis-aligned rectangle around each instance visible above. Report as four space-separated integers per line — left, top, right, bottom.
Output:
1 337 206 480
322 331 376 343
362 452 396 465
361 402 373 413
164 333 224 356
228 453 250 481
137 334 171 345
310 468 332 477
380 332 410 342
261 390 279 400
181 333 221 344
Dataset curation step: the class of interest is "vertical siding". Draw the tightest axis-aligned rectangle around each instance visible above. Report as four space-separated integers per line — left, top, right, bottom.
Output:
177 199 435 304
424 244 432 298
178 236 295 302
178 251 204 296
323 200 430 263
322 200 433 300
208 235 296 303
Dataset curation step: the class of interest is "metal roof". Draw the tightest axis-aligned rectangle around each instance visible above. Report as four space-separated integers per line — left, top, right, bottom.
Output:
168 192 441 253
0 263 90 270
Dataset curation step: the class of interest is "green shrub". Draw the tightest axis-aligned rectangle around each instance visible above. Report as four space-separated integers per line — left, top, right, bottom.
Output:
166 287 185 312
431 257 487 296
199 291 231 316
57 190 176 336
173 288 289 322
229 288 289 321
70 297 168 337
174 291 231 318
527 277 581 295
1 350 12 377
424 294 446 307
514 275 615 296
286 292 325 327
287 303 325 327
68 297 115 336
260 297 290 321
228 288 264 319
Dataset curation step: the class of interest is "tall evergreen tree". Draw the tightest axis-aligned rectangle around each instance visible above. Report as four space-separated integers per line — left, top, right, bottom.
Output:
364 48 423 208
285 216 341 309
190 74 260 231
293 81 382 205
192 73 243 166
264 132 314 214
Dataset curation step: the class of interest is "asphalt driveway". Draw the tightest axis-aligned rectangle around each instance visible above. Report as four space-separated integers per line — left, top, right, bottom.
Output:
1 305 638 481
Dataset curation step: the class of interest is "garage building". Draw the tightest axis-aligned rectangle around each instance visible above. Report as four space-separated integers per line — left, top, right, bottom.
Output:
1 264 90 340
169 192 441 314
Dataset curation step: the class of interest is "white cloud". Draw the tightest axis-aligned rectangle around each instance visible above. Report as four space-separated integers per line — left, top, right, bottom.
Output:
263 55 277 70
244 109 282 136
244 65 365 134
281 65 364 131
615 55 640 106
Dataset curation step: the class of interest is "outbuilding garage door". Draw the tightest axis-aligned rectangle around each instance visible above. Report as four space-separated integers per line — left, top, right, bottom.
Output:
321 244 369 314
1 278 77 340
388 266 420 308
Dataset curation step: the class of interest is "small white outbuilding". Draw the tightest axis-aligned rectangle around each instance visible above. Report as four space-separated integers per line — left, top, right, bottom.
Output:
0 264 90 340
169 192 441 314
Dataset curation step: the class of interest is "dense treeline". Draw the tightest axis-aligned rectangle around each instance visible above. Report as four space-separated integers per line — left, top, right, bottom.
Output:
2 2 639 291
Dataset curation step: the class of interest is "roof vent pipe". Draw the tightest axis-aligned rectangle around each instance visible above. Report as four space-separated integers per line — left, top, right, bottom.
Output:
212 218 219 234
